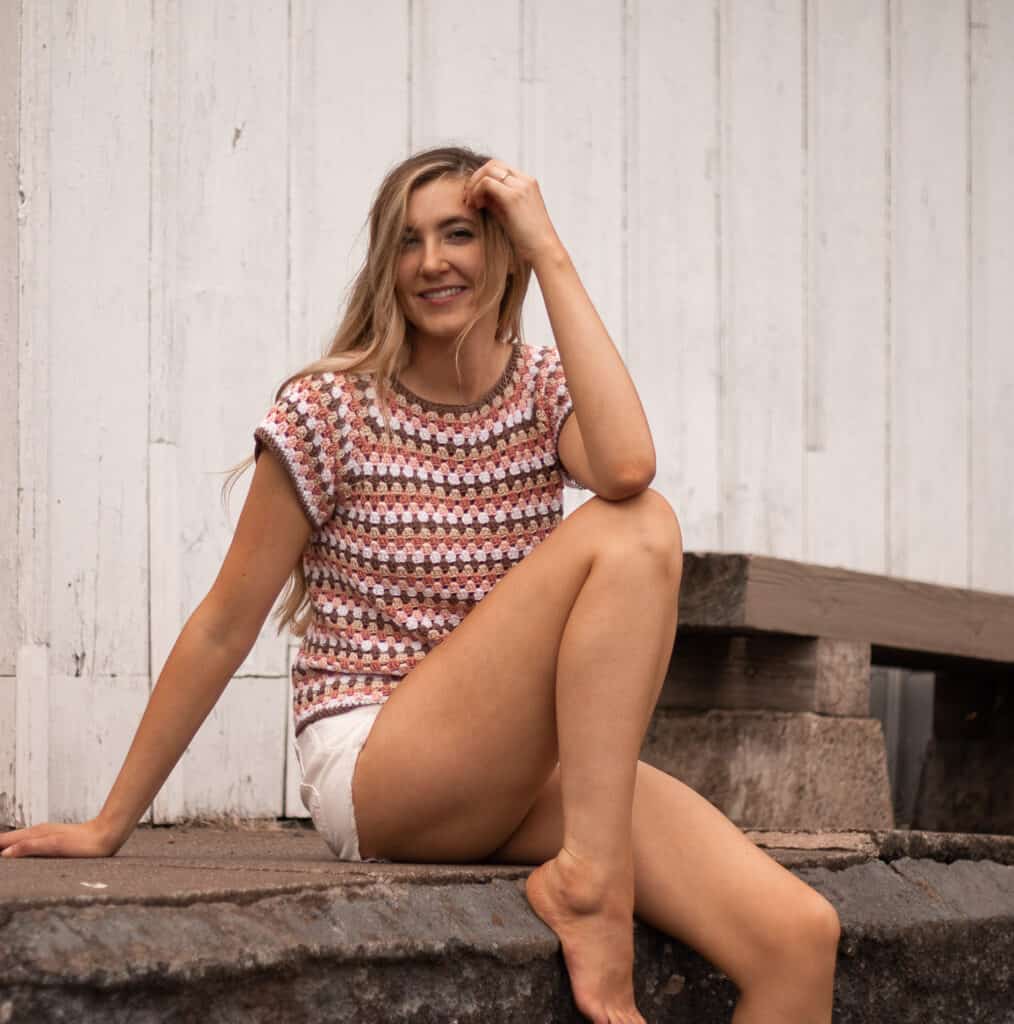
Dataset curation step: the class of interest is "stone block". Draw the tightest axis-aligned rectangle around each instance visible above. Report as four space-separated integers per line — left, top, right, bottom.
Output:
913 737 1014 834
641 709 893 830
661 634 870 715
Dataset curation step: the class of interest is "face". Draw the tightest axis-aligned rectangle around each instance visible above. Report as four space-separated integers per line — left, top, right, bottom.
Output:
395 175 499 343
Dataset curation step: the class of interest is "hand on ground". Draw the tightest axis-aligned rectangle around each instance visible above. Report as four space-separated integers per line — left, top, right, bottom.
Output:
0 819 120 859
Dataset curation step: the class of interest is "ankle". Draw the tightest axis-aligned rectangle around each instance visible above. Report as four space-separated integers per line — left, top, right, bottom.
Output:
552 845 634 907
559 841 633 876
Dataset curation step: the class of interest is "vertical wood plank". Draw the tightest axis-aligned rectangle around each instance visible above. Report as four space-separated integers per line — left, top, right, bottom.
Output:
804 0 888 573
48 0 152 679
889 0 969 585
47 674 149 821
522 0 625 513
719 0 806 557
149 0 184 822
15 0 53 828
970 0 1014 593
0 0 18 679
46 0 153 821
289 0 410 354
182 676 286 817
151 0 289 821
0 0 18 823
630 0 721 550
0 683 13 826
411 0 520 155
281 0 410 817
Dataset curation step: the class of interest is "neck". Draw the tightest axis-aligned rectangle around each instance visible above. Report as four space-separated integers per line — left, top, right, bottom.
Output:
401 329 511 405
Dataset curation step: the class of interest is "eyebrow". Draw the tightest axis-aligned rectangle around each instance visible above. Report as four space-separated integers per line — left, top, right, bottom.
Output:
402 216 477 234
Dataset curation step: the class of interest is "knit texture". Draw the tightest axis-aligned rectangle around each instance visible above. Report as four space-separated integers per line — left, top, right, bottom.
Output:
253 340 582 737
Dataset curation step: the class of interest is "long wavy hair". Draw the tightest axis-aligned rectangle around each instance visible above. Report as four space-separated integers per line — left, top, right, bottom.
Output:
219 144 533 637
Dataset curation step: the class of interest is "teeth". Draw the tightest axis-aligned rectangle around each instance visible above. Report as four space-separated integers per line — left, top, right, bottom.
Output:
422 287 465 299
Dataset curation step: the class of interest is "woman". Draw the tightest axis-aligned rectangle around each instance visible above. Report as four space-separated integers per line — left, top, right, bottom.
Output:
0 146 839 1023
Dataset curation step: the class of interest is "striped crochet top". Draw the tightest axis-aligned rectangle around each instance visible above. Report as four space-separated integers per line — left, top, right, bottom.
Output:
253 340 583 738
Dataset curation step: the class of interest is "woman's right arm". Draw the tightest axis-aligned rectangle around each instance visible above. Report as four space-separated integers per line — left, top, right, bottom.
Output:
0 449 312 858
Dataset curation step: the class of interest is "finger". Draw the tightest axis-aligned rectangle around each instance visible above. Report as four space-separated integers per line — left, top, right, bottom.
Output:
471 175 516 208
1 826 58 854
465 162 523 200
467 176 495 210
3 835 60 858
466 159 501 190
0 828 34 848
465 168 493 205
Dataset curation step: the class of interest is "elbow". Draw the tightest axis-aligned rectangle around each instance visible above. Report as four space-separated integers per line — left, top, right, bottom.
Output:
601 461 655 501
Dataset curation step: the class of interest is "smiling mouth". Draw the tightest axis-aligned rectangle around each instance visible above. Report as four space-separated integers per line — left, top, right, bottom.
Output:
418 286 469 303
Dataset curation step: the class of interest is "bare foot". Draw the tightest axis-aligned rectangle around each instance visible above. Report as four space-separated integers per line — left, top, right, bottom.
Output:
526 847 645 1024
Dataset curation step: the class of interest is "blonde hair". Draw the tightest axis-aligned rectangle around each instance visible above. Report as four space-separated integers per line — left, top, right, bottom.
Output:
220 144 533 637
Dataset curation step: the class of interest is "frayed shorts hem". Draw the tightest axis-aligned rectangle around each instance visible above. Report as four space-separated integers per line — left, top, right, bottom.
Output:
293 704 389 863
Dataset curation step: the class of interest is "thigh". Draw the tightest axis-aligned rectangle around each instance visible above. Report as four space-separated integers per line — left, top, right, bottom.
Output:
352 488 682 862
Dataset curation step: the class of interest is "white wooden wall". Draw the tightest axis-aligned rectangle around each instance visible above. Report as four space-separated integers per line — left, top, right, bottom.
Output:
3 0 1012 826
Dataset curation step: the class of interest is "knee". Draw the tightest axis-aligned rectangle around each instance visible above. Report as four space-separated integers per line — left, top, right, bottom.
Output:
756 888 841 988
799 889 841 963
609 487 684 581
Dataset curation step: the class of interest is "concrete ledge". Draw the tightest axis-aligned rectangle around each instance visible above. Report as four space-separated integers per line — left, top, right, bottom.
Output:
801 858 1014 1024
1 824 1012 1023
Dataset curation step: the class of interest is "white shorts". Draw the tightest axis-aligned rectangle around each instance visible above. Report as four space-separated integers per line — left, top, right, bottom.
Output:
293 704 389 862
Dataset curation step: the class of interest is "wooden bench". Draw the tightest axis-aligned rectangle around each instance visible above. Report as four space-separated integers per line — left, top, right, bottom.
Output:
641 553 1014 833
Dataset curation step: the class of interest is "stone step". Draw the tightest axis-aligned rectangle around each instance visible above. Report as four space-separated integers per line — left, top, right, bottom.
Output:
2 824 1012 1023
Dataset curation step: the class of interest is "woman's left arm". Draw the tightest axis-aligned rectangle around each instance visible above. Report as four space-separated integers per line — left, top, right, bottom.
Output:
532 242 656 498
464 162 655 499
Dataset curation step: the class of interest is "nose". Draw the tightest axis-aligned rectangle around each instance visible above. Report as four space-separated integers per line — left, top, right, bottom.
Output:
420 236 449 275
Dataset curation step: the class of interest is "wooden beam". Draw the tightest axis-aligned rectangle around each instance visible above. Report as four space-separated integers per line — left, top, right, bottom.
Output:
679 553 1014 664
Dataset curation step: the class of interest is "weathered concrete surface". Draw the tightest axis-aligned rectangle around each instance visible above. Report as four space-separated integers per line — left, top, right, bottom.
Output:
641 709 893 830
800 858 1014 1024
1 823 1013 1022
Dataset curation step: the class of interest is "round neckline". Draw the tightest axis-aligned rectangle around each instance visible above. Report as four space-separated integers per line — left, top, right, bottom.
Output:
390 342 520 414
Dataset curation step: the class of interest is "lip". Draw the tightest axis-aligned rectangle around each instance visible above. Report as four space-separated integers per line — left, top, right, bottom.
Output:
418 286 469 305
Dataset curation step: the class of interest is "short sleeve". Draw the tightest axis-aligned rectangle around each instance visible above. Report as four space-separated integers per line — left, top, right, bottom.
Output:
253 372 343 527
538 345 585 490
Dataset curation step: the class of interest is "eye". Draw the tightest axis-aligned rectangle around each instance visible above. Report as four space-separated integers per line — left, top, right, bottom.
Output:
400 229 472 247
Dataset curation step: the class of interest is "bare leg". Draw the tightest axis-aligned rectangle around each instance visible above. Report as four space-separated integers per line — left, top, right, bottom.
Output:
351 489 683 1023
489 762 841 1022
525 539 681 1024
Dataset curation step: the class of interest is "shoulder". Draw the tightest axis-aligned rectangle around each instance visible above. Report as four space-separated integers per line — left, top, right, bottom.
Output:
276 368 356 408
516 340 562 386
525 344 569 405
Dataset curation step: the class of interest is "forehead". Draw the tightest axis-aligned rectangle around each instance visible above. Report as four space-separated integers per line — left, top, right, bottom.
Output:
403 175 473 231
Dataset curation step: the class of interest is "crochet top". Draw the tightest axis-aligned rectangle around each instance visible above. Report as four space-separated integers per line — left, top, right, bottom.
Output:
253 340 583 738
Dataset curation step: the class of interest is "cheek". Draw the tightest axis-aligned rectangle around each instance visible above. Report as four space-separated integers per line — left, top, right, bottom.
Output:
395 271 413 304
